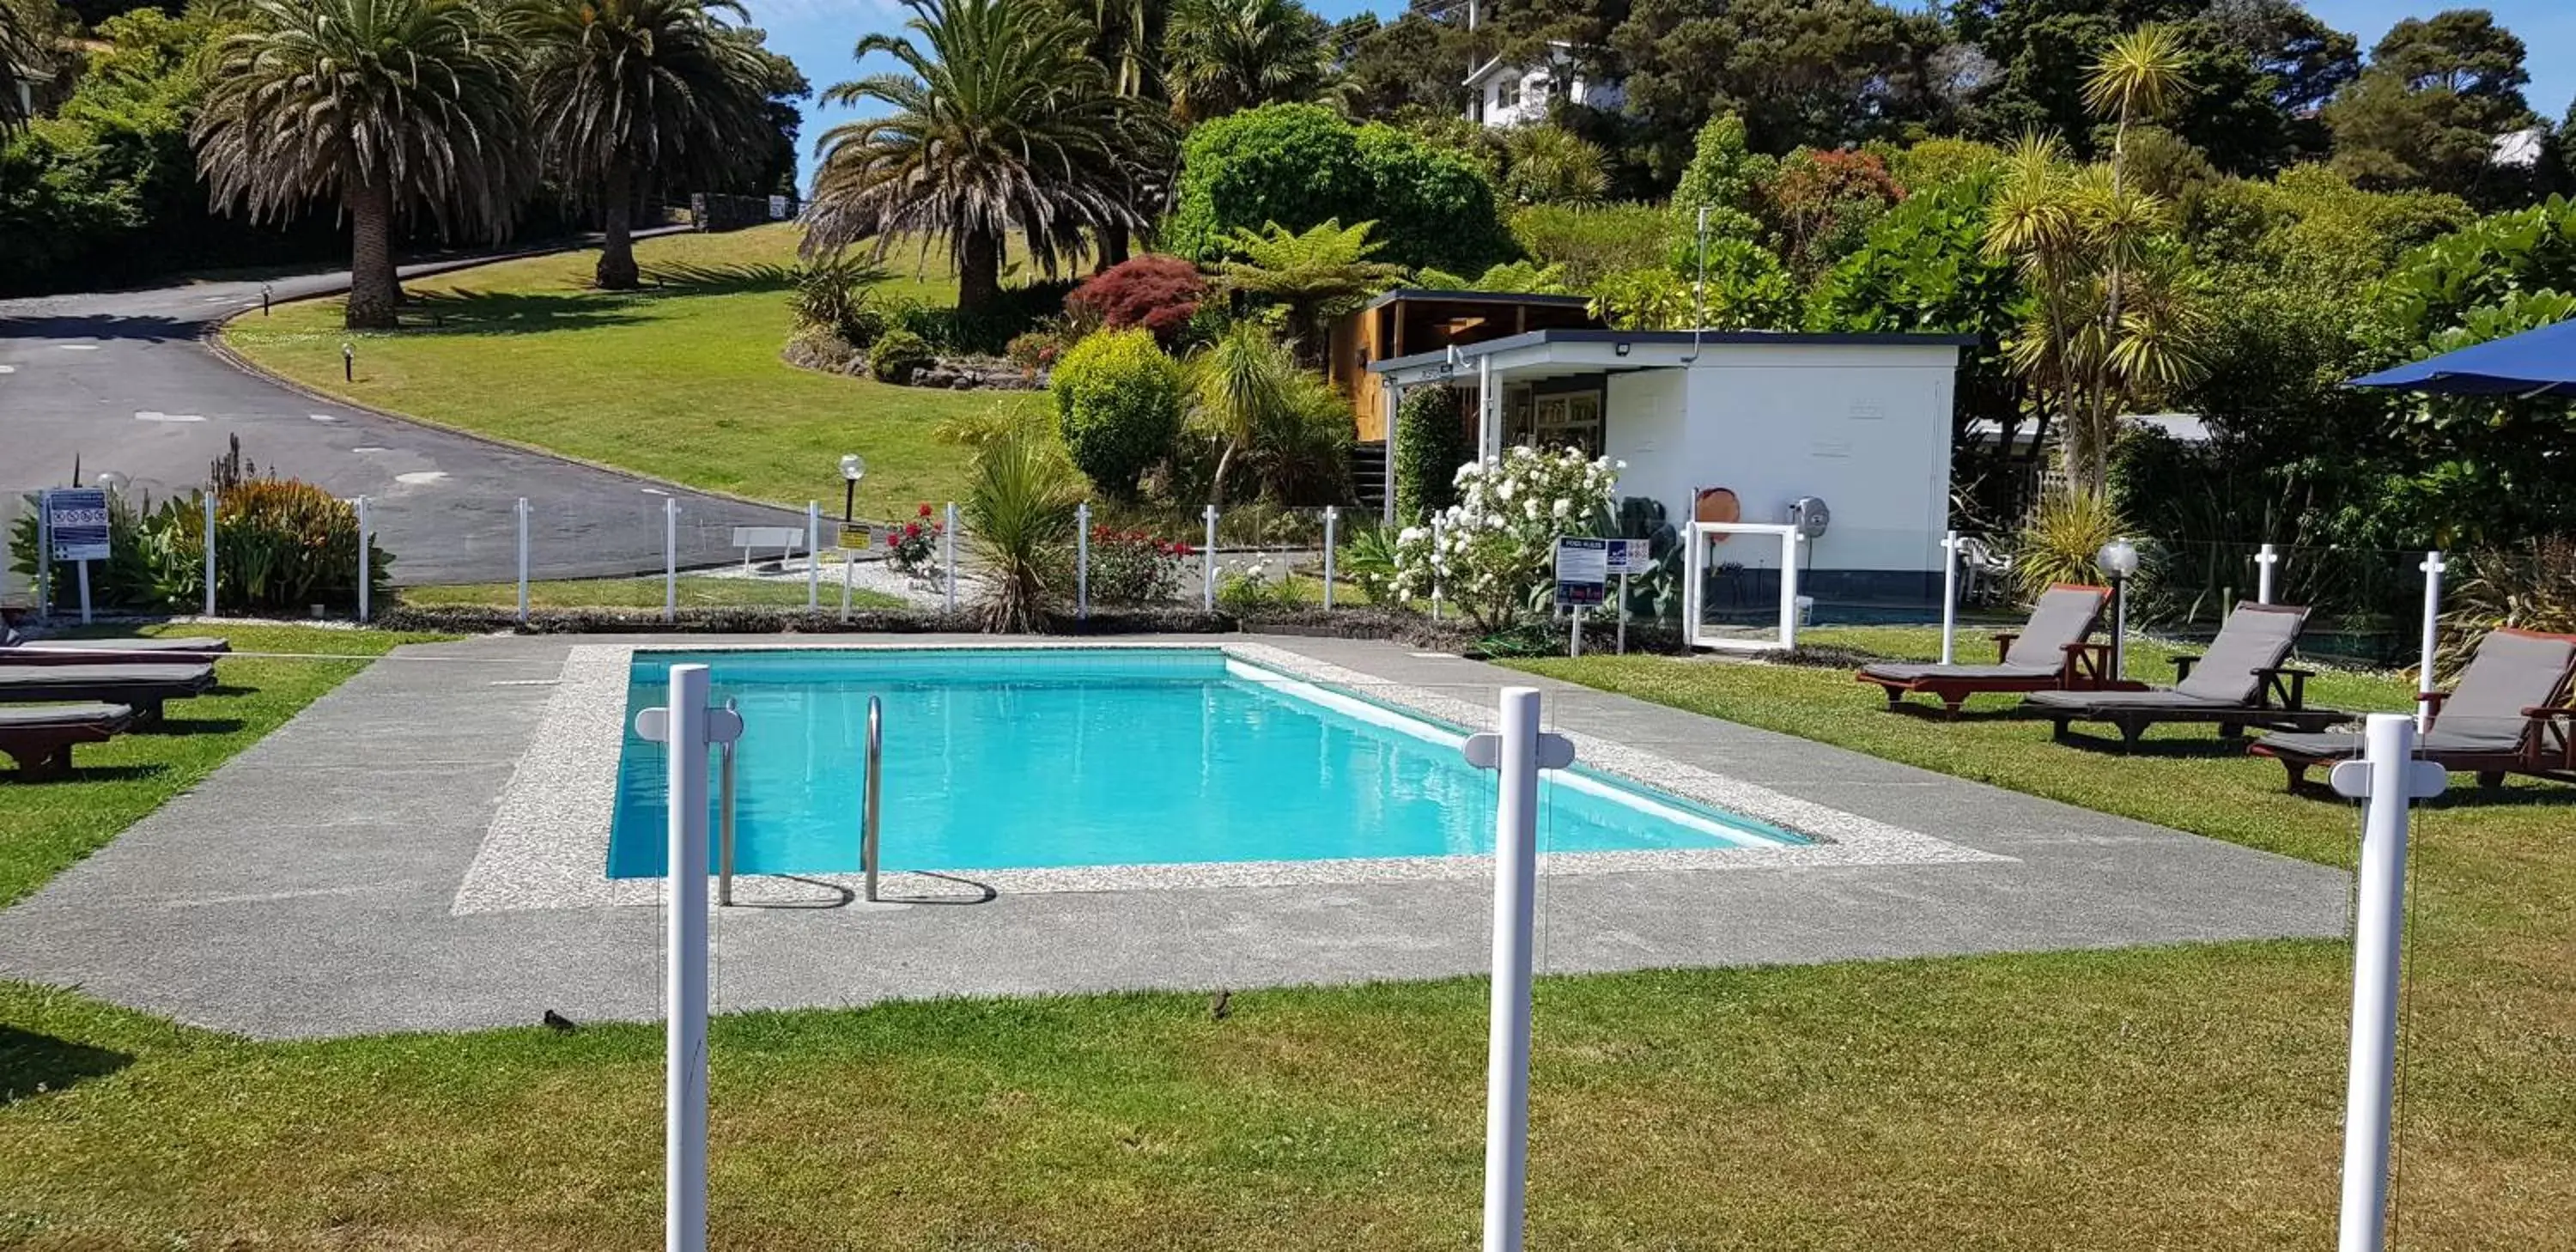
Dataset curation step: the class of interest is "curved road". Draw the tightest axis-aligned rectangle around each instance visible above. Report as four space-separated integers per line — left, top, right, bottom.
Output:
0 251 802 585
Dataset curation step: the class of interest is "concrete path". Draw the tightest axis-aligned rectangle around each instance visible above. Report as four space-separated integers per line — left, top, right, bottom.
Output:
0 636 2353 1040
0 236 801 585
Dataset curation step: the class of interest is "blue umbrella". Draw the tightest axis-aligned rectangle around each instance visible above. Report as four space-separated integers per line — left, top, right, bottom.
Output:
2348 316 2576 398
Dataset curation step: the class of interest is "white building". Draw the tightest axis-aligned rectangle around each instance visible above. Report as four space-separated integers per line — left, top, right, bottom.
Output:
1464 43 1625 128
1369 328 1971 629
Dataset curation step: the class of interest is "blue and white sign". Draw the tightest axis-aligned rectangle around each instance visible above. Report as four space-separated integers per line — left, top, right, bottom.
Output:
1604 538 1653 575
1554 536 1607 607
44 488 110 562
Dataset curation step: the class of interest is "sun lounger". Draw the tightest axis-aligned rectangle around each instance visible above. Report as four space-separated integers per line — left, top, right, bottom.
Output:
0 702 137 780
1856 583 2121 715
0 662 216 723
2248 628 2576 790
2021 602 2341 746
0 635 234 666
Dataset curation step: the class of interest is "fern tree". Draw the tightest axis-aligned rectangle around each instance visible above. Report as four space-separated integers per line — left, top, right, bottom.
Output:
1212 217 1400 363
517 0 775 289
193 0 529 329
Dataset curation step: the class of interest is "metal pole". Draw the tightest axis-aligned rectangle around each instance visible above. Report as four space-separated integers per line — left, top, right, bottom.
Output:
2110 575 2128 681
1382 386 1400 528
1201 504 1218 612
1939 530 1960 666
862 695 882 903
2330 713 2444 1252
1322 507 1338 611
76 560 91 625
203 491 218 619
2257 543 2280 605
514 497 530 625
805 501 820 611
1779 532 1801 652
1570 605 1583 658
664 498 678 624
840 553 853 623
643 663 714 1252
1431 517 1444 621
1616 570 1629 654
1480 688 1543 1252
944 502 958 614
34 493 50 621
717 737 737 908
1076 501 1091 622
354 495 369 623
2415 551 2445 732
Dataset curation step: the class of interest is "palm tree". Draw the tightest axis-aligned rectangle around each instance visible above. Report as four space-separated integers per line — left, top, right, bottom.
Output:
516 0 775 289
1161 0 1340 125
1188 320 1346 505
194 0 529 330
805 0 1159 316
963 428 1083 632
1 0 57 134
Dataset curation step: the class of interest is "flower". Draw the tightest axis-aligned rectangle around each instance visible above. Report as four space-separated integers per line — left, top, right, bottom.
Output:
905 521 922 537
918 502 934 518
883 533 897 548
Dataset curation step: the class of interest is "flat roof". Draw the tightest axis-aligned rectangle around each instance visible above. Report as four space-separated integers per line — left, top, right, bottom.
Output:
1367 327 1979 374
1360 288 1598 313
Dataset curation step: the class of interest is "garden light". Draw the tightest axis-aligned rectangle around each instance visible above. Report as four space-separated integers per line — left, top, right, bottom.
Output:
2097 537 2139 679
839 453 866 524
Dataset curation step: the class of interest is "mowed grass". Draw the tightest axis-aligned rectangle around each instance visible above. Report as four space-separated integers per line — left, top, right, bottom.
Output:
0 623 447 909
221 227 1041 516
2 624 2571 1248
398 574 908 611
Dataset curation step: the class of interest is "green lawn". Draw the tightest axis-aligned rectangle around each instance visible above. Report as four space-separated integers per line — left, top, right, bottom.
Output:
221 227 1036 517
0 623 447 909
3 625 2571 1248
398 574 909 611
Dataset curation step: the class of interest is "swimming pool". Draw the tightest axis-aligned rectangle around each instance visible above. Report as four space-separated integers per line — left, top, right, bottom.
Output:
605 647 1801 878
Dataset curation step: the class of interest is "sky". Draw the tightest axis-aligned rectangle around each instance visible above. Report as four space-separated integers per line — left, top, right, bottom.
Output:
739 0 2576 190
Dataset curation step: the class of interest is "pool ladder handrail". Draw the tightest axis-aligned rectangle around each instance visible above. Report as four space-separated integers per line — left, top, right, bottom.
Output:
862 695 883 902
718 697 739 907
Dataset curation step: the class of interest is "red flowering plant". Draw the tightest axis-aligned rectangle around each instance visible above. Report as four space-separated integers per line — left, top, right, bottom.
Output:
1088 525 1186 605
885 504 942 575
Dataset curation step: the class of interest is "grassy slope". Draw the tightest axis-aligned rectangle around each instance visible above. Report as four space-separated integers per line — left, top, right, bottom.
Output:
0 624 446 909
2 627 2569 1247
221 227 1038 517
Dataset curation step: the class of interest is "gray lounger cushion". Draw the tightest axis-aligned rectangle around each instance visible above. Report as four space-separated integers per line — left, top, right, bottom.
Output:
2003 586 2110 669
0 702 135 729
2025 688 2233 712
2026 603 2311 713
2257 630 2576 760
0 663 216 699
1861 661 2061 682
9 635 230 655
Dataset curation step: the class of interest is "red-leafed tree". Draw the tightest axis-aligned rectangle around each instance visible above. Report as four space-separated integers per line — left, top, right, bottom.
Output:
1761 147 1906 283
1068 253 1207 345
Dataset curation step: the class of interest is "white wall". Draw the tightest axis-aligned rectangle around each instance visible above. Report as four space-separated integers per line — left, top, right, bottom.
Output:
1602 346 1954 575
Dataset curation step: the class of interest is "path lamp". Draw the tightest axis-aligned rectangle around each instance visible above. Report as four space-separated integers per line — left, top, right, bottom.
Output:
2097 537 2140 681
838 454 866 526
341 341 354 382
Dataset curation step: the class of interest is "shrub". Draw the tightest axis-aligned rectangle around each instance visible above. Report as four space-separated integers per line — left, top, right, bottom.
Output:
1067 255 1206 346
1165 103 1510 274
1393 386 1469 522
1500 126 1609 207
1216 562 1304 611
1088 526 1187 605
1050 328 1185 499
964 429 1083 632
1508 203 1674 289
789 252 890 345
2442 537 2576 675
868 327 934 384
2012 489 2130 605
884 502 943 576
7 476 388 614
1390 446 1620 629
1337 524 1403 605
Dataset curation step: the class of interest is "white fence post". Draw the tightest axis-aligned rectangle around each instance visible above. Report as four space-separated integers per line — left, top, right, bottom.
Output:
805 501 820 611
203 491 218 619
1778 532 1802 653
354 495 370 623
1430 517 1445 621
513 497 531 625
2329 714 2445 1252
1075 501 1091 622
1461 689 1575 1252
634 664 742 1252
1321 507 1339 611
1201 504 1218 612
944 502 958 614
664 498 678 623
2256 543 2281 605
33 496 50 621
1938 530 1960 666
2415 551 2445 732
839 552 854 623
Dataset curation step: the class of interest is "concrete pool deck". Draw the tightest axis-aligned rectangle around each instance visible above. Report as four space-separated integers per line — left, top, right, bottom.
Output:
0 634 2352 1040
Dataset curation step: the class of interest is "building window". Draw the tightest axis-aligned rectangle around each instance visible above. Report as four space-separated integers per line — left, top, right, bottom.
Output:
1494 77 1519 115
1531 391 1602 458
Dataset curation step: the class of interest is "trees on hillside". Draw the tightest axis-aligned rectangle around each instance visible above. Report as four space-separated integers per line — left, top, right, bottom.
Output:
1 0 57 134
518 0 775 290
1162 0 1339 125
805 0 1162 315
193 0 529 329
2326 9 2542 204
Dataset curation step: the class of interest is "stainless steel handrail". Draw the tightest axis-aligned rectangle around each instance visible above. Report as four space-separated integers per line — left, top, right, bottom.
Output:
718 696 738 906
862 695 883 902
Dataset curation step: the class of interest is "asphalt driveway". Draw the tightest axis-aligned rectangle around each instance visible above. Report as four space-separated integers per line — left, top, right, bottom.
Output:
0 244 803 585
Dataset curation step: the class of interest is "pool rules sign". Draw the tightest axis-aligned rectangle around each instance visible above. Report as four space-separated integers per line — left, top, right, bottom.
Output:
40 487 111 623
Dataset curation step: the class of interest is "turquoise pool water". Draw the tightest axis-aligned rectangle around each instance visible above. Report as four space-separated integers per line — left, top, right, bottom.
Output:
606 648 1799 878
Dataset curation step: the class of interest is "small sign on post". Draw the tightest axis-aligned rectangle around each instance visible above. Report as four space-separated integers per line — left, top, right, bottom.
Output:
1602 538 1649 655
1555 537 1609 659
44 488 110 625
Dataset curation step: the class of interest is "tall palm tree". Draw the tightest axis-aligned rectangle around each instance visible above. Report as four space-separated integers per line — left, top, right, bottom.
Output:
1 0 56 134
805 0 1158 316
194 0 529 329
1161 0 1340 125
516 0 774 289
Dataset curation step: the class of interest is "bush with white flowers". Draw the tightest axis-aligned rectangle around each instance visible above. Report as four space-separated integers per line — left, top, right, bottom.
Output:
1390 446 1621 628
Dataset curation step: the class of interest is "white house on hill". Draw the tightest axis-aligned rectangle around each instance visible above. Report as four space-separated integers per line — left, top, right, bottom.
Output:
1465 42 1624 128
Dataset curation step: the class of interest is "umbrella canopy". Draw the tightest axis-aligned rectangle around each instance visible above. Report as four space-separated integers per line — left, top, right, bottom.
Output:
2348 316 2576 397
